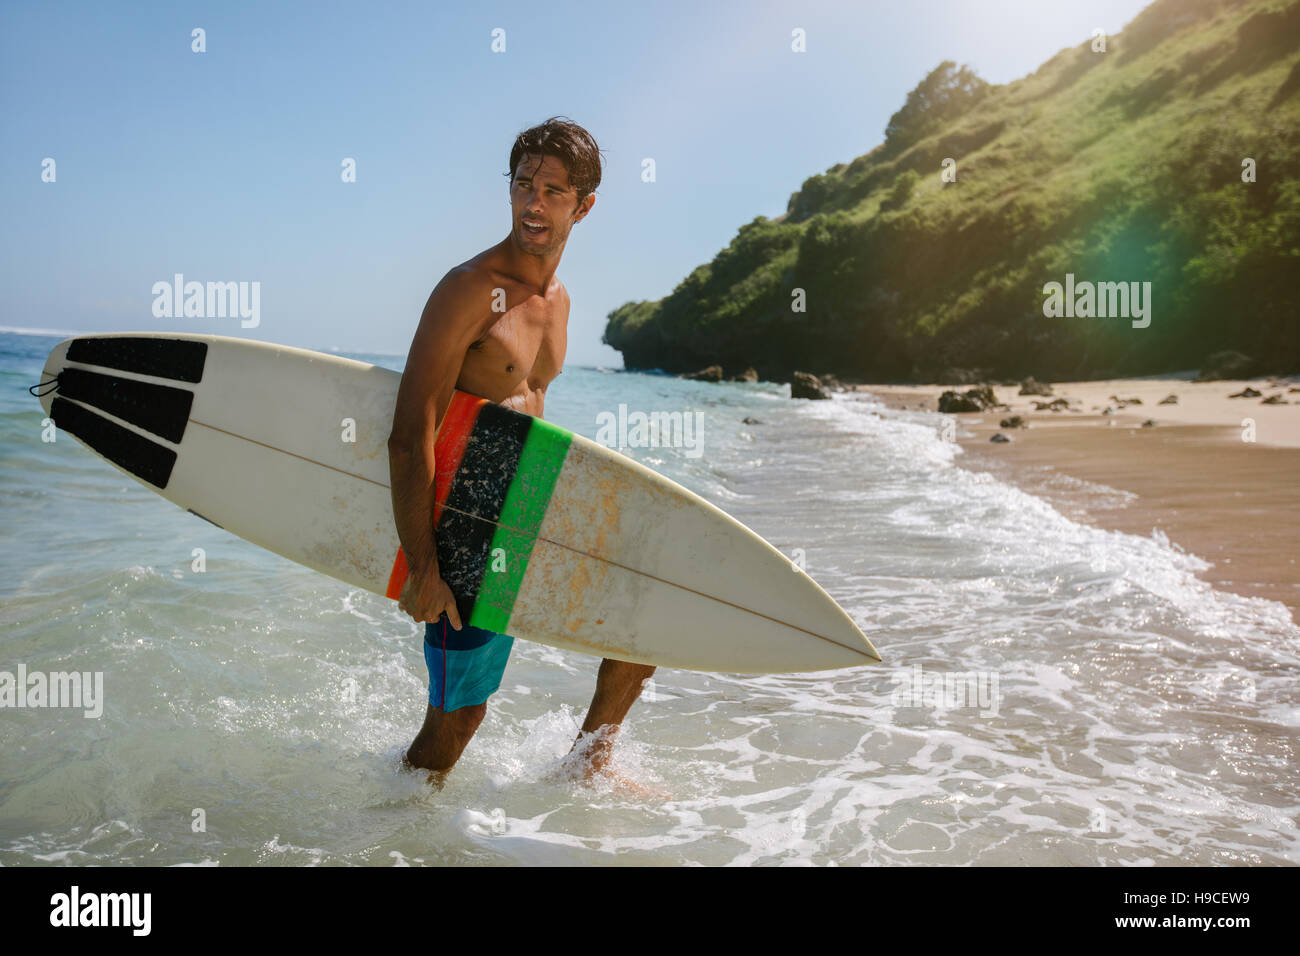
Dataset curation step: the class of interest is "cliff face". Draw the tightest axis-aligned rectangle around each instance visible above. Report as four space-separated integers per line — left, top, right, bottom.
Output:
604 0 1300 381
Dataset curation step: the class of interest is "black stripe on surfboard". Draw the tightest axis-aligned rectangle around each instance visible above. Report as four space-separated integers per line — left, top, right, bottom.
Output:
66 337 208 384
56 367 194 444
50 396 177 489
187 508 224 529
435 401 533 625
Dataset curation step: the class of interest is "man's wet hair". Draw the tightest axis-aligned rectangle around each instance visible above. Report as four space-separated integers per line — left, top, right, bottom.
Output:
506 116 604 205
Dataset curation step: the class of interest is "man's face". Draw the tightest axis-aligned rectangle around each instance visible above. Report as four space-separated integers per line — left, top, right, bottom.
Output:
509 154 593 254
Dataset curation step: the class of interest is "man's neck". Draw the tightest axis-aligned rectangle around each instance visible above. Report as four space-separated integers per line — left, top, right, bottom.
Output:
496 237 564 295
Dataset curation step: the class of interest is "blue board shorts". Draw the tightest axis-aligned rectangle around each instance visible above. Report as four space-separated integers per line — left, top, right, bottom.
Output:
424 614 515 713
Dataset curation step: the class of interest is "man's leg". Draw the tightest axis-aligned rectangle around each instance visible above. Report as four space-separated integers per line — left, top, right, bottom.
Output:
405 702 487 779
571 658 657 776
405 614 514 782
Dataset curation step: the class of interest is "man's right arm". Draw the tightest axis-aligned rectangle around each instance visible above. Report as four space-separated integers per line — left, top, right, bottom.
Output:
387 270 490 628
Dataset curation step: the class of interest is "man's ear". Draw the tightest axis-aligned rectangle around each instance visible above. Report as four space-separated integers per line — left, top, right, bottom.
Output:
574 193 595 224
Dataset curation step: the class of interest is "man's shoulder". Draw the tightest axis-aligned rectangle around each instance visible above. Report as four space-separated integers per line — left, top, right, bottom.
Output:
430 259 506 318
441 255 497 292
549 276 571 311
445 248 532 299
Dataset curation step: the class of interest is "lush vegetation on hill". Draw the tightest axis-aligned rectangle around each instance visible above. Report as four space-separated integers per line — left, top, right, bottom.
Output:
603 0 1300 381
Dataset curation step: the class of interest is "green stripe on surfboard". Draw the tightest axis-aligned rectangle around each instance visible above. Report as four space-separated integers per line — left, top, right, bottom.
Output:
468 417 573 633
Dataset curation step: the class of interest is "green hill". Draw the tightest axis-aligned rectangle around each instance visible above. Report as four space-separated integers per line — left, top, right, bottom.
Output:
603 0 1300 381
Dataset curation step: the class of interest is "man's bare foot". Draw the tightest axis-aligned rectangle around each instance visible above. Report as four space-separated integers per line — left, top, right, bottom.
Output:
556 726 670 799
402 751 449 790
541 756 670 799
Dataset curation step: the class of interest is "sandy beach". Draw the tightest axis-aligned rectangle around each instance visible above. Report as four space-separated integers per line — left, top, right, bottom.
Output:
854 377 1300 618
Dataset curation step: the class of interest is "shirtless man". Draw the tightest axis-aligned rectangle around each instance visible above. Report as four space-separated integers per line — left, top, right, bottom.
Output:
388 118 655 783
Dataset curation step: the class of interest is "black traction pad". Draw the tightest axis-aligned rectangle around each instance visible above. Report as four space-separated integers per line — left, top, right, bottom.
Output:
56 367 193 444
67 336 208 384
50 396 177 489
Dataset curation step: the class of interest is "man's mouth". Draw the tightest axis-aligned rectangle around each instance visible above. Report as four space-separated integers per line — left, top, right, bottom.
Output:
522 218 548 237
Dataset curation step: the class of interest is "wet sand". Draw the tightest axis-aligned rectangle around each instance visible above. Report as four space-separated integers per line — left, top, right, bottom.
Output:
854 379 1300 619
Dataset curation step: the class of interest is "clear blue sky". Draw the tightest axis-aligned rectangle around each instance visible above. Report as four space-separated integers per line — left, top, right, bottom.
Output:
1 0 1155 365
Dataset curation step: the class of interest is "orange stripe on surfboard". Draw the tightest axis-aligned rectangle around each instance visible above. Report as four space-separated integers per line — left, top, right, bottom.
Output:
385 390 487 600
385 547 409 601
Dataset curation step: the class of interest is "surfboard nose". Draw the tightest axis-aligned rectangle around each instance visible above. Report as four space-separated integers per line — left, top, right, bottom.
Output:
34 337 73 418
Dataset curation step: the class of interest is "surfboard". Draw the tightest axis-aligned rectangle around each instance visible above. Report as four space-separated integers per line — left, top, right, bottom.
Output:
34 333 880 673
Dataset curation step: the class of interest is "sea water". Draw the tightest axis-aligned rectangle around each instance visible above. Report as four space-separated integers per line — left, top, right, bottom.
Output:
1 330 1296 865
